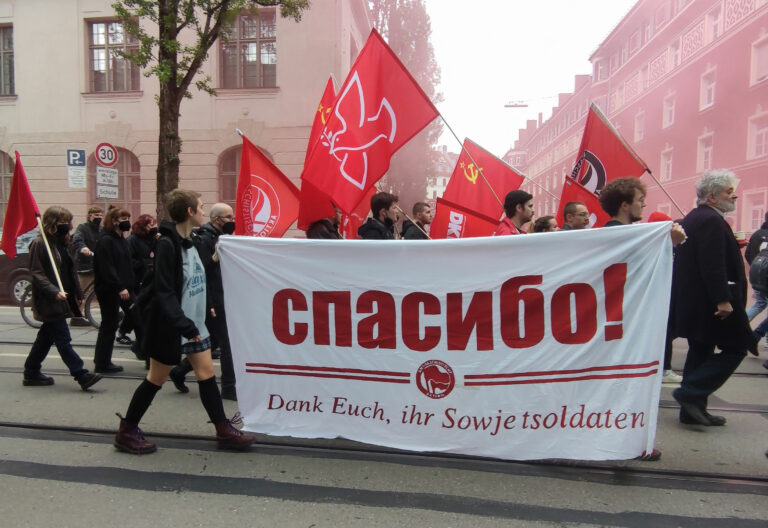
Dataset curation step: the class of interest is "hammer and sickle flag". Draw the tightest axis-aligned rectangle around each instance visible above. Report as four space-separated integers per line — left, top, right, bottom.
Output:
442 138 525 220
301 29 439 214
429 197 499 240
304 76 336 166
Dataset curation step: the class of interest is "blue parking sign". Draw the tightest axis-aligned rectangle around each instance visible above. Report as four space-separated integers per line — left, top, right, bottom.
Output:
67 149 86 167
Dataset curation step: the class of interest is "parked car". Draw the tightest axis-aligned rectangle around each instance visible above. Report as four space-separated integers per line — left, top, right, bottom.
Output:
0 229 37 306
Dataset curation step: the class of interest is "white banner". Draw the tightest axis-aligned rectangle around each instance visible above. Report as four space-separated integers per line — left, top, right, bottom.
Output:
219 222 672 460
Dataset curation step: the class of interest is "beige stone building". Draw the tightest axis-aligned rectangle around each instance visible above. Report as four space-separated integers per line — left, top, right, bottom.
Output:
0 0 372 225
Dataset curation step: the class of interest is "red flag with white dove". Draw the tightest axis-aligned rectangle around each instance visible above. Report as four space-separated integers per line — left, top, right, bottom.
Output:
235 135 300 238
429 198 499 240
442 138 524 220
555 176 612 229
1 151 40 259
570 103 649 195
301 29 439 214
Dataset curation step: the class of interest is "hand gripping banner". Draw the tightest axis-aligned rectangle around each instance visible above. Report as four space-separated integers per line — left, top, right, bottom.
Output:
219 223 673 461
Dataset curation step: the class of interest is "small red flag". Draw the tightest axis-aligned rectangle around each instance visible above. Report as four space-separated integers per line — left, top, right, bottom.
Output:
304 76 336 165
555 176 612 229
235 135 299 238
340 186 376 239
1 151 40 259
442 138 524 219
429 198 499 239
297 180 336 231
570 104 649 194
302 29 439 214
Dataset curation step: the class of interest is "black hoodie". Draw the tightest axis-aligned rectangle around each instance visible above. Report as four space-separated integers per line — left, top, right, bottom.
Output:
401 220 428 240
358 217 395 240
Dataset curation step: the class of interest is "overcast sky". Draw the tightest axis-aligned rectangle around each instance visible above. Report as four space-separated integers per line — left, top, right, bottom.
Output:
424 0 638 156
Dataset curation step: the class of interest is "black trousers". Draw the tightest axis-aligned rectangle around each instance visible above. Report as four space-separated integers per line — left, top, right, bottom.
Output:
94 290 138 368
677 339 746 417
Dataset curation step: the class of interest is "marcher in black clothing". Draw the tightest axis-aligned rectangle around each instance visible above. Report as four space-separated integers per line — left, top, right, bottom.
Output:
358 192 398 240
116 214 157 346
306 217 342 239
69 205 103 326
93 207 135 373
170 203 240 400
114 190 253 454
23 206 102 391
401 202 432 240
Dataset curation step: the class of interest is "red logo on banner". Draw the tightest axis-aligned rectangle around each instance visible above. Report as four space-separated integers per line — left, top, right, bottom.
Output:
416 360 455 399
241 175 281 237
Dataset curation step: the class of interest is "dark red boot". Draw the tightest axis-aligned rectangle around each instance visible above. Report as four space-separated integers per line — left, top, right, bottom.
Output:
114 415 157 454
215 419 255 451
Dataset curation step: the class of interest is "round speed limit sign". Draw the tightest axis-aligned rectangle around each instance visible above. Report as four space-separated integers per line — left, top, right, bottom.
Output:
95 142 118 167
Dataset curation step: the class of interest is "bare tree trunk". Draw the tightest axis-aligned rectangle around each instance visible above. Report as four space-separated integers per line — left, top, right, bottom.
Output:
155 87 181 220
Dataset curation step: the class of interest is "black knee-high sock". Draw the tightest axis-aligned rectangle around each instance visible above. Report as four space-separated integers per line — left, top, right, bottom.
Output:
198 375 227 424
125 379 162 425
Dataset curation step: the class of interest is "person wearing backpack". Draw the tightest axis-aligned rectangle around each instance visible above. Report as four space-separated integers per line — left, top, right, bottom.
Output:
745 212 768 358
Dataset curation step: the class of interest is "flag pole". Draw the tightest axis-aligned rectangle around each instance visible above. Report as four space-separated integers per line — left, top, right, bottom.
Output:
439 115 504 209
395 205 431 240
36 216 66 293
644 169 685 217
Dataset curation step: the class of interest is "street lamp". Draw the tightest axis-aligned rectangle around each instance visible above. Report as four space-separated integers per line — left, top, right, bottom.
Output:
504 101 529 108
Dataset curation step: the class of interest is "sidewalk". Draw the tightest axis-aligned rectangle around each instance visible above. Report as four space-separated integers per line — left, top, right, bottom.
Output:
0 306 766 476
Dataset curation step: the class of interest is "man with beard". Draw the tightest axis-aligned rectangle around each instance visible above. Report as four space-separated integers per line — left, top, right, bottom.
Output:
494 190 534 236
671 170 755 427
401 202 432 240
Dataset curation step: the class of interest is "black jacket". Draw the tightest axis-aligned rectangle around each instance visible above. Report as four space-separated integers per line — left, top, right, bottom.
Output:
192 222 224 312
306 219 342 239
745 225 768 264
70 221 101 272
401 220 429 240
93 230 134 296
671 205 753 348
140 221 200 364
358 217 395 240
29 234 83 322
127 233 156 291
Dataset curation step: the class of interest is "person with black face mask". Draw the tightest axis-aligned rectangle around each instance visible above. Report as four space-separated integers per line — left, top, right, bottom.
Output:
69 206 104 326
169 203 239 400
93 207 136 373
23 206 102 390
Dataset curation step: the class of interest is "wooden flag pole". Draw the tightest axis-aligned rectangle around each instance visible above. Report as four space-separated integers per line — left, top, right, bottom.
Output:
644 169 686 217
36 216 66 293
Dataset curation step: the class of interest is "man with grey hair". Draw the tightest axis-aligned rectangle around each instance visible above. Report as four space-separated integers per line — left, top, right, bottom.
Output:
670 169 755 427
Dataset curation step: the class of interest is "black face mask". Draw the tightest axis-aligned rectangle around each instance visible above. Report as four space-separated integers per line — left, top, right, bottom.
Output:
118 220 131 232
148 227 159 237
56 224 70 237
221 221 236 235
91 217 102 227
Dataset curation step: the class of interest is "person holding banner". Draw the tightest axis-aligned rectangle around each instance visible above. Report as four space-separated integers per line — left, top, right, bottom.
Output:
560 202 590 231
671 170 755 427
358 192 399 240
401 202 432 240
494 190 533 236
115 190 253 454
24 206 102 391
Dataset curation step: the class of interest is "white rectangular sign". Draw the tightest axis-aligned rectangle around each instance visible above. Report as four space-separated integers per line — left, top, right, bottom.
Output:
67 166 86 189
96 166 119 185
219 223 673 461
96 184 118 199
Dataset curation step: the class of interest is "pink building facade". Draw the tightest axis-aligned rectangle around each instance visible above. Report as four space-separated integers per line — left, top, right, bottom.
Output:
507 0 768 235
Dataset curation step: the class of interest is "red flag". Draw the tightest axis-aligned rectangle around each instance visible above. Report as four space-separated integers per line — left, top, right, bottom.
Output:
442 138 524 219
1 151 40 259
555 176 612 229
340 186 376 239
235 135 299 238
302 29 439 214
297 180 336 231
304 77 336 165
570 103 649 194
429 198 498 239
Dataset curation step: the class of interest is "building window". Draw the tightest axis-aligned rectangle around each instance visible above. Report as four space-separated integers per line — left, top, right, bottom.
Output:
634 110 645 142
88 148 141 218
218 144 274 208
660 148 673 181
88 21 140 92
748 113 768 159
643 21 652 44
699 70 715 110
697 134 714 172
221 11 277 89
0 150 12 222
707 7 722 42
669 40 681 69
657 202 672 217
597 60 608 81
751 35 768 85
662 94 675 128
0 26 13 95
629 31 641 54
752 206 766 231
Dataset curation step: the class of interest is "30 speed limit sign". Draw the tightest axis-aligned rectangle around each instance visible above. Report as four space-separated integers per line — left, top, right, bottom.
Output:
95 142 118 167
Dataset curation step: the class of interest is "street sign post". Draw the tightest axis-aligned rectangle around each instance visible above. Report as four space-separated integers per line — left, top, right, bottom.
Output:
97 185 119 199
66 149 86 189
95 142 118 167
96 166 118 186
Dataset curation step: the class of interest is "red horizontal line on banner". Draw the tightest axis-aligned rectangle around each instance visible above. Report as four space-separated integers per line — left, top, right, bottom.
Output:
464 369 658 386
464 361 660 380
245 363 409 377
245 369 411 384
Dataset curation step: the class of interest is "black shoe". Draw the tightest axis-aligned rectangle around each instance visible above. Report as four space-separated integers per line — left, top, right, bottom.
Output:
703 411 726 426
115 334 134 346
169 369 189 393
23 372 54 386
69 317 91 327
211 348 221 360
221 387 237 401
672 388 710 426
77 372 103 391
763 359 768 370
94 363 124 374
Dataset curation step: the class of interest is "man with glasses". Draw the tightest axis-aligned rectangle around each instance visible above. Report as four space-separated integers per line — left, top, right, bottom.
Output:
560 201 590 230
169 203 239 400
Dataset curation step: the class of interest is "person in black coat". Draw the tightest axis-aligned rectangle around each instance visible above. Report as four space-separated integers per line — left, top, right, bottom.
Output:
671 170 755 427
401 202 432 240
114 190 253 454
358 191 398 240
93 207 135 373
23 206 102 391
